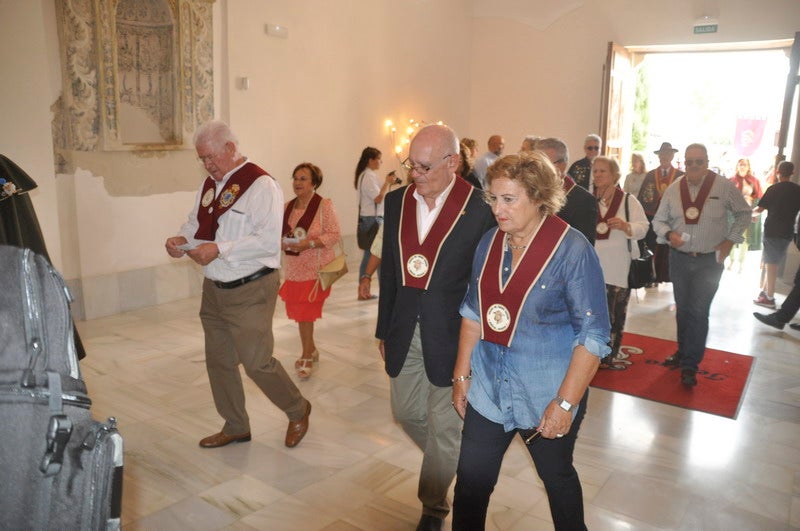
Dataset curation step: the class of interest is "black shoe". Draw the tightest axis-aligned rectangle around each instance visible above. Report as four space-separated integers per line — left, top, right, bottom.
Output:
416 514 444 531
664 354 681 367
681 369 697 387
789 323 800 331
753 312 785 330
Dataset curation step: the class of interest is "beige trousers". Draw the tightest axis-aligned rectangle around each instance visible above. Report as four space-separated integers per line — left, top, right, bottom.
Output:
200 272 307 435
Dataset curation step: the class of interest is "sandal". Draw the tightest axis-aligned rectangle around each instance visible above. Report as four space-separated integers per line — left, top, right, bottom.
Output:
296 358 314 379
294 350 319 370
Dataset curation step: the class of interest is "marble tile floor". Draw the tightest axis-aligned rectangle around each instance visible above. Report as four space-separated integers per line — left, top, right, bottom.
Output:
75 256 800 530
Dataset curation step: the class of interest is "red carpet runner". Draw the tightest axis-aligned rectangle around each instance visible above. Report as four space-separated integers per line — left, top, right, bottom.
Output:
590 332 755 419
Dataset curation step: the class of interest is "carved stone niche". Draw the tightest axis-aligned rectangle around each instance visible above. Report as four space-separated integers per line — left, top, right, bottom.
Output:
53 0 214 163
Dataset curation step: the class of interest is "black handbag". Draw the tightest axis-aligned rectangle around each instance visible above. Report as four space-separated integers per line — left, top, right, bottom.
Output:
356 172 381 250
625 194 655 289
356 216 379 250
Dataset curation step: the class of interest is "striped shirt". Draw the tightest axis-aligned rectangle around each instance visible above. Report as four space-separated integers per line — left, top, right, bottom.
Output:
652 172 751 254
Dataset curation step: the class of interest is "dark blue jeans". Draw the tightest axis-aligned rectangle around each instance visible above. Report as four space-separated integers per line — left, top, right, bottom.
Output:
669 249 724 372
453 392 589 531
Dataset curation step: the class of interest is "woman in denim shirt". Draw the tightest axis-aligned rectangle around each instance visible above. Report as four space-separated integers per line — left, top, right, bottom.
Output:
452 152 610 531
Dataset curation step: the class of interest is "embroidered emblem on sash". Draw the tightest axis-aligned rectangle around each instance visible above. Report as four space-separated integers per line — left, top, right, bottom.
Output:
486 303 511 332
219 184 240 208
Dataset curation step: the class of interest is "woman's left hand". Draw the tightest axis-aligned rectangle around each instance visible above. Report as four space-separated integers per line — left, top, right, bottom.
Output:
537 401 573 439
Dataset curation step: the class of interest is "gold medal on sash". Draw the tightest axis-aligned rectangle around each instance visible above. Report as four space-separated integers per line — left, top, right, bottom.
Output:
201 188 214 208
406 254 429 278
486 303 511 332
293 227 307 240
685 206 699 220
596 221 609 235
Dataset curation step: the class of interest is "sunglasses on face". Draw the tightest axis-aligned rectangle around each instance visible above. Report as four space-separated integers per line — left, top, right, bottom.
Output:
586 146 600 151
685 159 707 167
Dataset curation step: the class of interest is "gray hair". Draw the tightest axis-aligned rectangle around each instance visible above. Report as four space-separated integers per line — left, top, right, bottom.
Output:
537 137 569 165
685 143 708 158
193 120 239 151
584 133 602 146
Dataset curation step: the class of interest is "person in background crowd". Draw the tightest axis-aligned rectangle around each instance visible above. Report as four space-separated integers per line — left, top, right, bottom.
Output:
355 147 395 300
638 142 684 286
473 135 505 189
537 137 598 245
451 151 610 531
623 152 647 197
653 143 751 387
752 161 800 309
519 135 540 153
567 133 601 191
753 208 800 331
728 158 763 273
165 120 311 449
457 140 483 189
591 156 649 370
461 137 478 159
279 162 342 379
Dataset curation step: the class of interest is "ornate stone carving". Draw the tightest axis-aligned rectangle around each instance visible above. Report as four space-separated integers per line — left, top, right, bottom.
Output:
54 0 214 153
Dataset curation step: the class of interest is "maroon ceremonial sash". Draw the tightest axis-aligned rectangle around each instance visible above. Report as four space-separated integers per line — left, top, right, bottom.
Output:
595 187 624 240
282 193 322 256
679 172 715 225
399 177 473 289
563 175 576 195
656 167 677 196
194 162 267 241
478 215 569 347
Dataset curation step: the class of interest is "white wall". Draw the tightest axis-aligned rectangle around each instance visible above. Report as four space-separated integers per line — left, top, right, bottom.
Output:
0 0 63 269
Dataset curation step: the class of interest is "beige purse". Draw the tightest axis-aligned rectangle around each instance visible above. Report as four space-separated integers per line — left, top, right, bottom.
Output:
308 211 347 301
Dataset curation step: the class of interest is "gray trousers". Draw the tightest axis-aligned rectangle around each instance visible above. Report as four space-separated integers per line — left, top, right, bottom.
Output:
200 272 307 435
390 325 462 519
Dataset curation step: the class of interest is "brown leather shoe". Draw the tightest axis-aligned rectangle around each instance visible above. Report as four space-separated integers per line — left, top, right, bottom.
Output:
199 431 251 448
285 402 311 448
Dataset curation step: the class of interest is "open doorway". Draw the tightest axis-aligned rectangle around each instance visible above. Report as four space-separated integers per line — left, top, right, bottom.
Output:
633 49 790 181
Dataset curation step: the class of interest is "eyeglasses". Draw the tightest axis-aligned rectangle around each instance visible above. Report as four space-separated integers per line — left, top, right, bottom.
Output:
586 146 600 151
482 192 520 207
685 159 707 167
522 429 542 445
553 158 565 164
401 154 453 175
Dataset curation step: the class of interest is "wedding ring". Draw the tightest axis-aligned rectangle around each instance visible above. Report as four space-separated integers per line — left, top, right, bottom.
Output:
556 434 564 438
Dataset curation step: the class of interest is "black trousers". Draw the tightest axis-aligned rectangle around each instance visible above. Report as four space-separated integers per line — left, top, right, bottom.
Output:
453 392 590 531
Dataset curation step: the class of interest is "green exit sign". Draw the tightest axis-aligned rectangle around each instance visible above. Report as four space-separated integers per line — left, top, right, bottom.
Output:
694 24 718 34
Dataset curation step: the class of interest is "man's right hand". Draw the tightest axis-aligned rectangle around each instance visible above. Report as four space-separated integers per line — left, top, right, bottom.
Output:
165 236 188 258
667 231 685 248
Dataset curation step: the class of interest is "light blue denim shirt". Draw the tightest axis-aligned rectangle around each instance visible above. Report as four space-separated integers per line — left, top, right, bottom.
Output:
460 226 611 432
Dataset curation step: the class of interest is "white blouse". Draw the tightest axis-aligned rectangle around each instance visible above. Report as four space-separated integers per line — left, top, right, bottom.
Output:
594 193 649 288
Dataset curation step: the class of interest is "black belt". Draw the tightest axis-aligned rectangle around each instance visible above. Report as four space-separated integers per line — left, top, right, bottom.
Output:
213 267 274 289
672 249 715 258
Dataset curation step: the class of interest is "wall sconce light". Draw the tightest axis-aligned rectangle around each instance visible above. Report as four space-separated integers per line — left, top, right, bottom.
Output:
265 23 288 39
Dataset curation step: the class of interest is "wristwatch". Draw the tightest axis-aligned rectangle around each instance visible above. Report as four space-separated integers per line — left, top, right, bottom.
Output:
554 395 574 412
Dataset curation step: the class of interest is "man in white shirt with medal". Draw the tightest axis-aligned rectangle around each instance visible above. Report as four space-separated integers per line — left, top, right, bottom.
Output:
652 143 750 387
165 120 311 449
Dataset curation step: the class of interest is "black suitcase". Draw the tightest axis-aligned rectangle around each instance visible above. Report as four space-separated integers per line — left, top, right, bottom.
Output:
0 245 123 530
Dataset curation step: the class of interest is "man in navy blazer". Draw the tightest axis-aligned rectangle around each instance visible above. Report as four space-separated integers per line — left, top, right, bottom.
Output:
377 124 496 531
